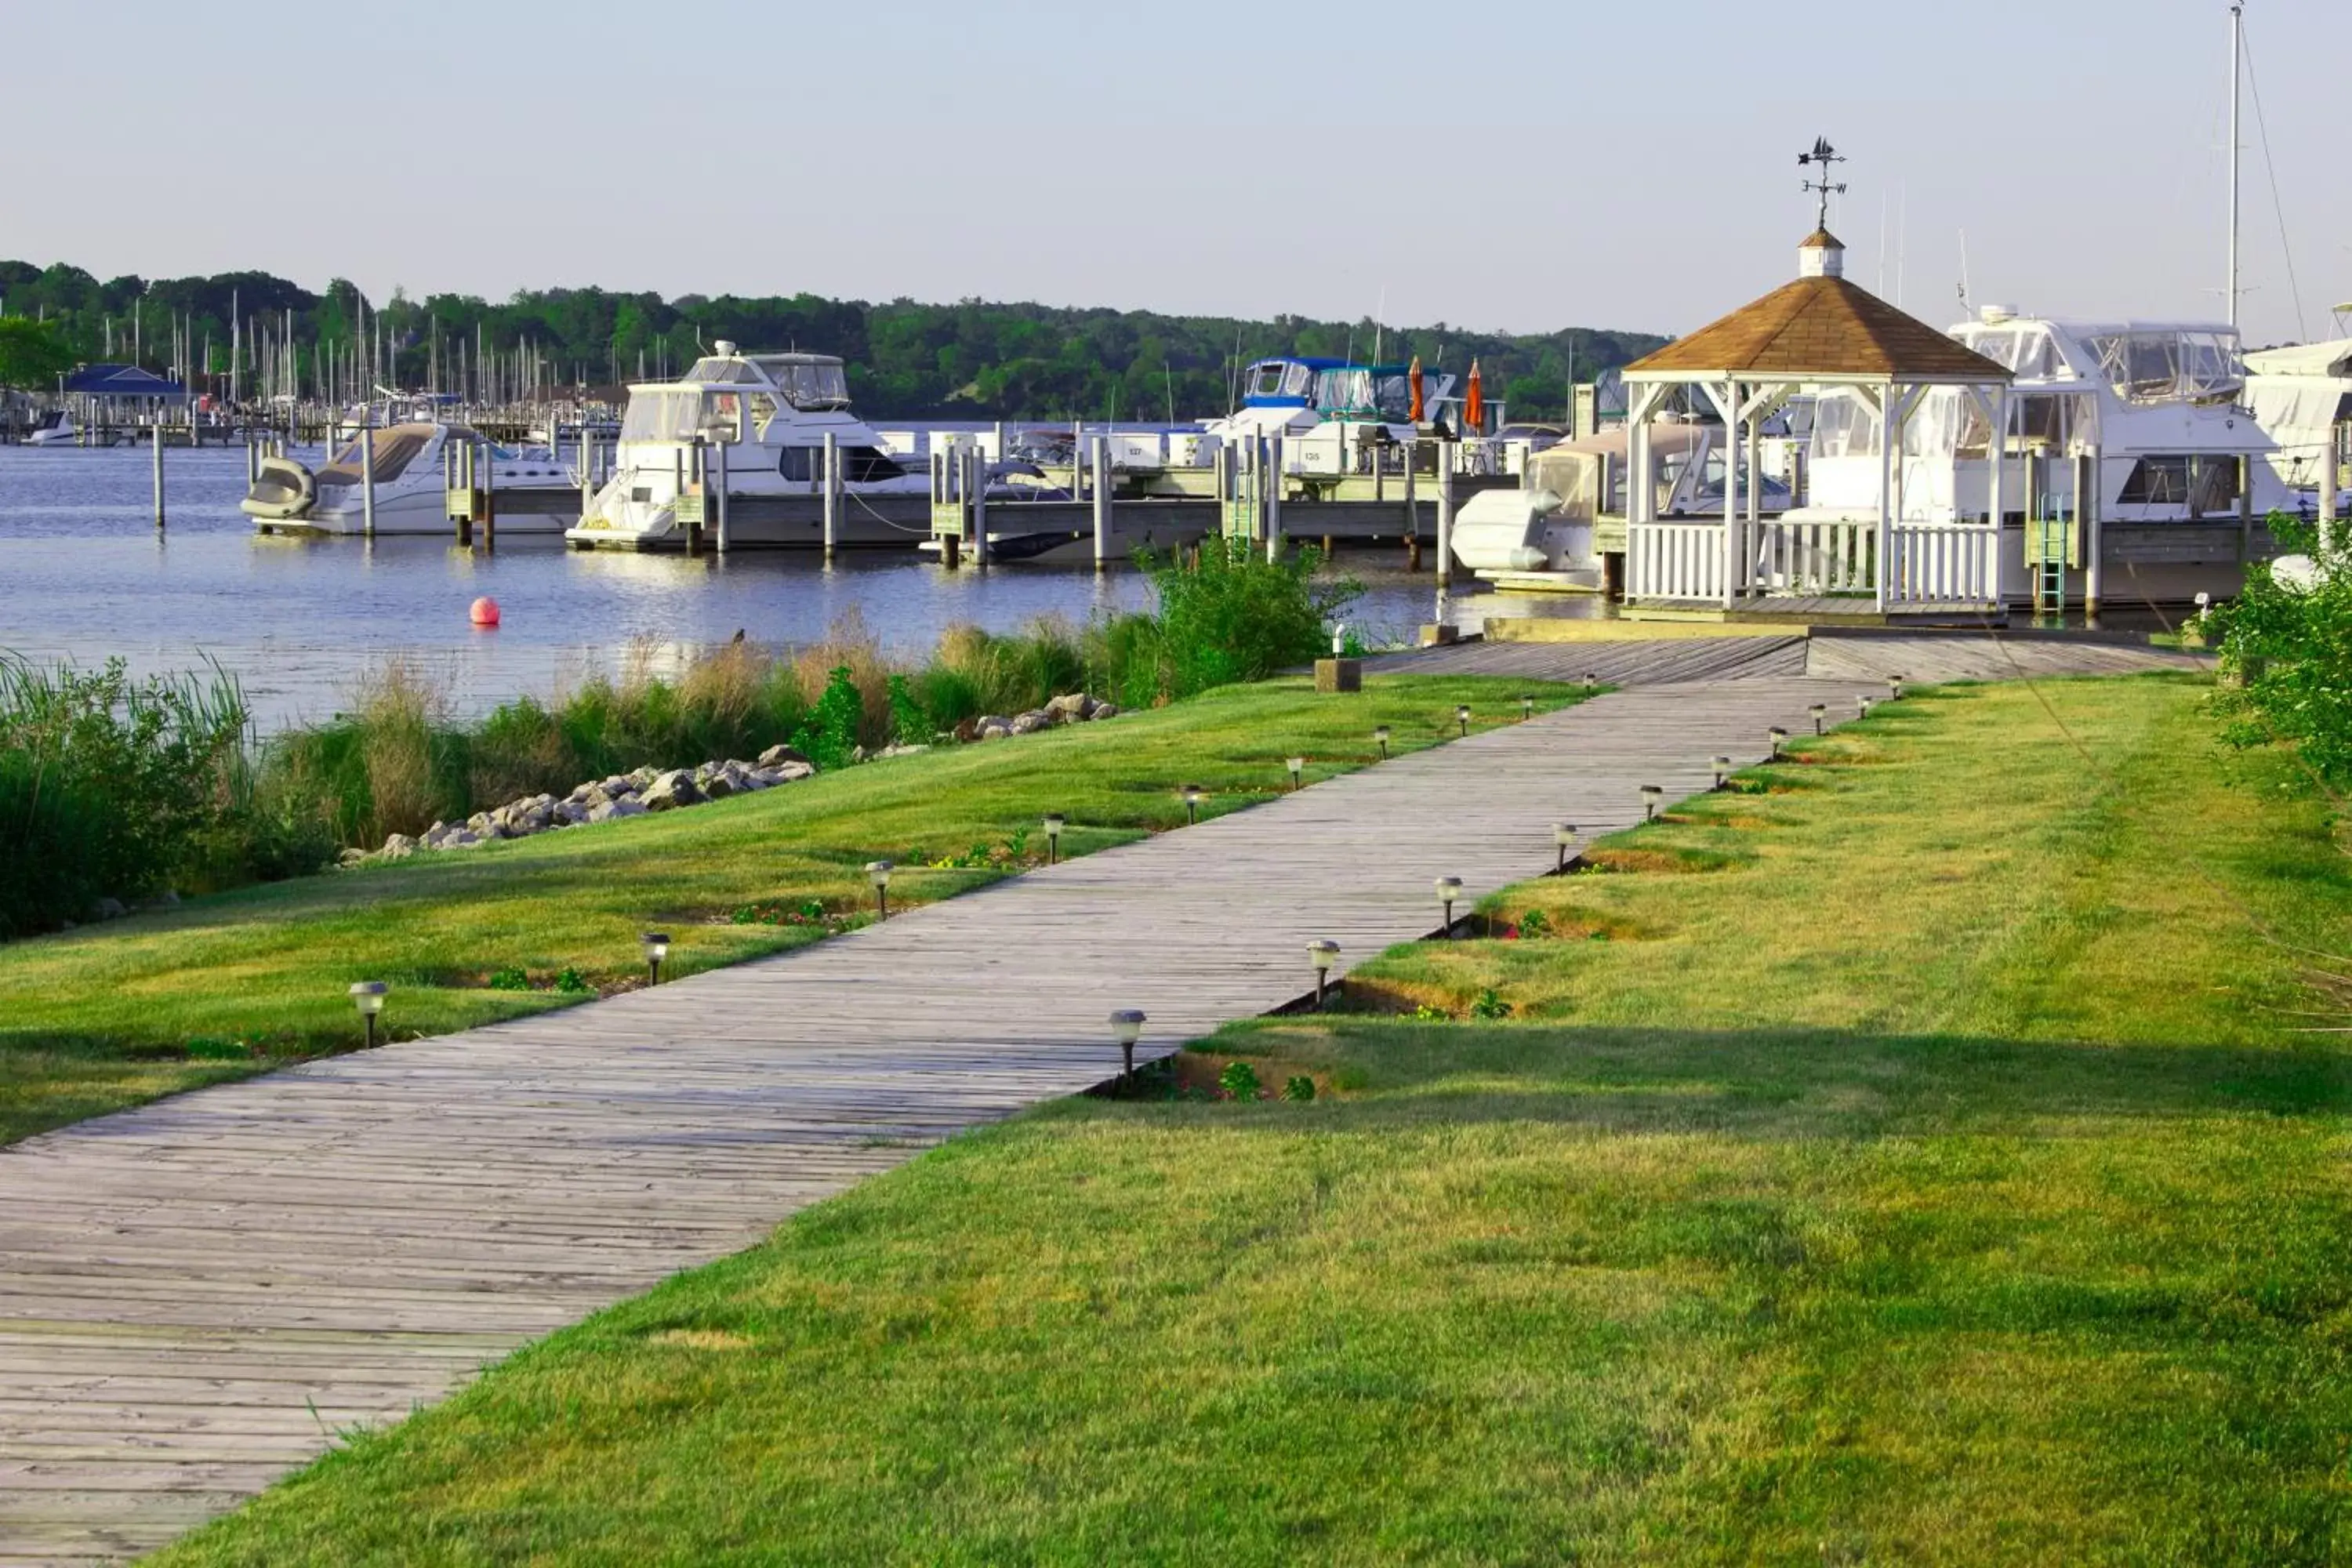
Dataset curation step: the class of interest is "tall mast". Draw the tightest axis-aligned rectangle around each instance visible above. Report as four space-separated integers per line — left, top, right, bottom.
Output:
2227 0 2243 327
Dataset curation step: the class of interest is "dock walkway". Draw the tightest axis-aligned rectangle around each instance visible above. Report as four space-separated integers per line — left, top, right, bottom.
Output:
0 636 2204 1562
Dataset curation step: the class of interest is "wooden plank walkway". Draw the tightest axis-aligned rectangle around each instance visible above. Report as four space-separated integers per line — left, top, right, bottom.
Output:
0 644 2192 1563
1372 630 2209 688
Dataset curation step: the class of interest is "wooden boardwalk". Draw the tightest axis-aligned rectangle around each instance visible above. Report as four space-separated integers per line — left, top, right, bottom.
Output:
0 646 2201 1562
1372 630 2209 687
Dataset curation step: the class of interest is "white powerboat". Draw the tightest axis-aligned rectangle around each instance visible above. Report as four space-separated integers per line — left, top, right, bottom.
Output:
23 409 78 446
241 421 576 535
566 346 928 550
2245 336 2351 503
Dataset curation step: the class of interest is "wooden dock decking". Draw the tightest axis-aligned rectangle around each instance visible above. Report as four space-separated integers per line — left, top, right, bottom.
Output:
0 643 2209 1562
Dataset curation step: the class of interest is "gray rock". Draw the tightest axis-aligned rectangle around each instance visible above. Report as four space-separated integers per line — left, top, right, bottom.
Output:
553 800 590 826
153 889 180 907
1091 702 1120 720
700 768 735 800
443 829 485 849
336 849 368 868
641 770 705 811
93 896 130 919
380 833 418 858
978 723 1011 741
586 797 648 823
773 760 815 782
1010 712 1051 735
757 743 811 769
1046 692 1089 720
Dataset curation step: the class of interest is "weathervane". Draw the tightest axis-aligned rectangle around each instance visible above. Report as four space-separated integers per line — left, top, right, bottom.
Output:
1798 137 1847 231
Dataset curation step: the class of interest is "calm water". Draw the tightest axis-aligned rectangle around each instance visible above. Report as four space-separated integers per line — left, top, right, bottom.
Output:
0 445 1530 731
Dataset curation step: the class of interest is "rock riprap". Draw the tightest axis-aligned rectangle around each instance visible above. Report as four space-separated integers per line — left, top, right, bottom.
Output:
350 695 1117 864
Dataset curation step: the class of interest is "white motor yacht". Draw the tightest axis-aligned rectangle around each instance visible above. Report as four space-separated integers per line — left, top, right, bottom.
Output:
2245 336 2351 504
566 346 927 550
241 421 576 535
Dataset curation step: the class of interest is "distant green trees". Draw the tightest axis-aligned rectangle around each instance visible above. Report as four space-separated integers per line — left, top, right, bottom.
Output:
0 316 73 390
0 258 1664 419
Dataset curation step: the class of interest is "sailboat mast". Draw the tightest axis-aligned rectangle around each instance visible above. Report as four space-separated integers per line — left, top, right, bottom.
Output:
2227 0 2243 328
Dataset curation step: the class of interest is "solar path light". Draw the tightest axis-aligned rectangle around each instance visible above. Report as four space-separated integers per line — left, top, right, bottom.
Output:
1520 695 1534 721
1809 702 1828 735
1373 725 1390 760
641 931 670 985
1456 704 1472 738
1110 1008 1145 1079
865 860 893 918
1436 875 1464 937
1287 756 1305 792
350 981 387 1049
1857 695 1873 718
1042 813 1064 865
1769 725 1788 759
1887 675 1904 700
1181 784 1203 825
1552 822 1577 873
1711 755 1732 789
1639 784 1664 821
1308 939 1341 1007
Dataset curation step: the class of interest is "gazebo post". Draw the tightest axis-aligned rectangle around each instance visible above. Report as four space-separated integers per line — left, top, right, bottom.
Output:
1987 386 2007 607
1875 383 1895 615
1722 378 1740 609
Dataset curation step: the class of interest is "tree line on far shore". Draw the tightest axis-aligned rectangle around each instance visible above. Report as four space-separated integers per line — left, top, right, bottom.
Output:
0 259 1664 420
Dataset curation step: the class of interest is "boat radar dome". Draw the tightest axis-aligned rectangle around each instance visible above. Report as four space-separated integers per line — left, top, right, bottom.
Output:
713 340 738 357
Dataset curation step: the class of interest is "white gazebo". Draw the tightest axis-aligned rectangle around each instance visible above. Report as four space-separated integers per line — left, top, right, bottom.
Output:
1622 227 2013 618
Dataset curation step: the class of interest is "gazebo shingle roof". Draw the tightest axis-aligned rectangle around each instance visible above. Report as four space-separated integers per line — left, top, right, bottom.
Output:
1628 275 2009 382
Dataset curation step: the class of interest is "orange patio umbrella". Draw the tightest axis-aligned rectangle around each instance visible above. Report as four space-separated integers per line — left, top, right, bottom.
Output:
1463 359 1485 434
1407 355 1425 423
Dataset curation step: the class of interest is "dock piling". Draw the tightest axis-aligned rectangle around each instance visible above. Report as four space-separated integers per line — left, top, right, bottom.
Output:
969 446 989 569
822 430 839 564
359 405 376 540
151 420 165 531
715 438 730 554
1091 437 1110 573
1266 434 1283 562
1436 440 1457 587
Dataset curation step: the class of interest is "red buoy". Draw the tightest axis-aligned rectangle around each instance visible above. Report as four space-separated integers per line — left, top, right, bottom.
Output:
470 597 501 628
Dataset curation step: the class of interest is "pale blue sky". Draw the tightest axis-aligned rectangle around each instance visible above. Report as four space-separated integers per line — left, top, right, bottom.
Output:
11 0 2344 345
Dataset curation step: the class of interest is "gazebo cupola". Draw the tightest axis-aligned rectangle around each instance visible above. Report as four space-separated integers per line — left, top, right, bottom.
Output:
1619 140 2013 619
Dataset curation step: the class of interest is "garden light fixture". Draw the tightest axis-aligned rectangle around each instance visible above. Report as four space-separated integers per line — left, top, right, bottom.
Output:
1373 725 1390 759
1520 695 1534 721
1456 704 1471 738
640 931 670 985
1042 813 1064 865
1809 702 1828 735
1181 783 1203 825
1887 675 1904 700
1308 939 1341 1006
1436 875 1464 936
1639 784 1664 821
1110 1007 1145 1078
1287 756 1305 792
1768 725 1788 759
1711 755 1732 789
1857 695 1873 717
350 981 387 1048
865 860 893 918
1552 822 1577 873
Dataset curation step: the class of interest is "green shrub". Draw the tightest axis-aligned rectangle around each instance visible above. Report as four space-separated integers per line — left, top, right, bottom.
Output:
1282 1075 1316 1102
2209 512 2352 785
1135 538 1362 700
791 666 863 771
1218 1060 1261 1100
487 967 531 992
1470 988 1514 1020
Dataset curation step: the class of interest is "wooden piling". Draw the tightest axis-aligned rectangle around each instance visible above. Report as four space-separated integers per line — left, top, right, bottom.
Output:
151 420 165 530
1091 436 1110 574
822 430 839 564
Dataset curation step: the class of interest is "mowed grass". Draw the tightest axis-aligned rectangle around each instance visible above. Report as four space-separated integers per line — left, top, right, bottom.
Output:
0 674 1574 1145
154 673 2352 1566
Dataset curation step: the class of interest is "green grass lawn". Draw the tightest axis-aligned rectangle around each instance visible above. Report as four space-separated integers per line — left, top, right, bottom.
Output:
152 671 2352 1566
0 673 1574 1147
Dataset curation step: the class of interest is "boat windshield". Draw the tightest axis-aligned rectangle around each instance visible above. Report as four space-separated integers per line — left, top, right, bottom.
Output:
315 426 432 485
2081 328 2244 404
752 358 850 409
1243 361 1314 404
684 357 765 385
1953 326 2067 379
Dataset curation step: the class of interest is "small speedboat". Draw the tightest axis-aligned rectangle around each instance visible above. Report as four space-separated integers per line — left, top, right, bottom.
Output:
23 409 77 446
